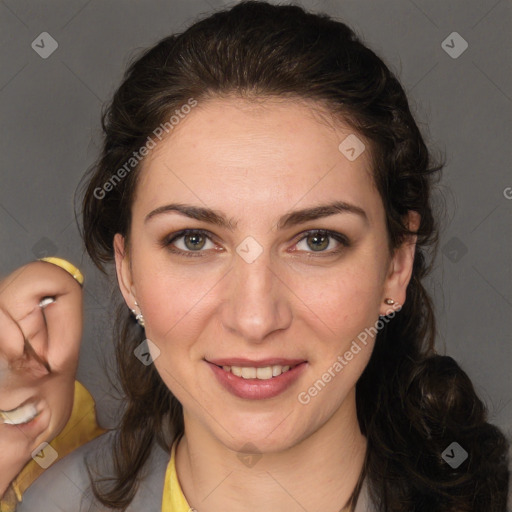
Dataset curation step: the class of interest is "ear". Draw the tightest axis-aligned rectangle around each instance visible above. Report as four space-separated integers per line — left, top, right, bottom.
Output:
113 233 136 309
380 211 421 315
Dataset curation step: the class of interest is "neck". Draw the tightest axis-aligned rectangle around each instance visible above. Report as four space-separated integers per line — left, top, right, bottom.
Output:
175 389 367 512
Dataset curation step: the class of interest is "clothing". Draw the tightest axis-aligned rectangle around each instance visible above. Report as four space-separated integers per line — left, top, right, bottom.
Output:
37 257 84 286
19 432 375 512
1 381 105 512
17 431 170 512
161 441 189 512
161 439 373 512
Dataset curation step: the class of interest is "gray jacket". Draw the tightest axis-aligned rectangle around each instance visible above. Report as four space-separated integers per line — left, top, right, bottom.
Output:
18 432 376 512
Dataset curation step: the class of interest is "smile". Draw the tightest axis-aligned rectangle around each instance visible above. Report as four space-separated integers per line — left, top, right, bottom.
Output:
218 364 298 380
206 360 308 400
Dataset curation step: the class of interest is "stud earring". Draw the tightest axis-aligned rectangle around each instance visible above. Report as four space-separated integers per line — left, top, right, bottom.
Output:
379 297 400 320
130 300 145 328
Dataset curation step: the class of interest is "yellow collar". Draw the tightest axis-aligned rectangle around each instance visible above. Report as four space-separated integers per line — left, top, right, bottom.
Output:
162 439 192 512
1 380 106 512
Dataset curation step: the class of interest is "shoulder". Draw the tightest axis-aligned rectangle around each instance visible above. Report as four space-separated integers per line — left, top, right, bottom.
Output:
17 431 170 512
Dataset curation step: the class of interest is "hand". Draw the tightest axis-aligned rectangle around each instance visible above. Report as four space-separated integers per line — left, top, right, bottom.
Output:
0 260 83 498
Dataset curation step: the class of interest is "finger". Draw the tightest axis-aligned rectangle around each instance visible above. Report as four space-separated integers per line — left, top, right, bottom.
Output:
0 262 83 374
0 262 80 323
39 290 83 373
0 305 26 362
16 305 51 372
0 306 50 386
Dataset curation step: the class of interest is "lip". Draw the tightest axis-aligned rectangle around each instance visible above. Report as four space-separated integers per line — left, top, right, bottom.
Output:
207 357 307 367
207 360 308 400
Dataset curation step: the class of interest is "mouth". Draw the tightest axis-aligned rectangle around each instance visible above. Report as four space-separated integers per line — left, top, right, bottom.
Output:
213 363 301 380
206 358 307 381
0 398 41 426
205 358 308 400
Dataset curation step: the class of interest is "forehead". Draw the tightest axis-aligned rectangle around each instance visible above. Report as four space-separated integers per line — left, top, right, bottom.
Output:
135 97 382 227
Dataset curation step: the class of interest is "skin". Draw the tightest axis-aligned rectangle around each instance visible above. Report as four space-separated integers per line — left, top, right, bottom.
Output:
115 97 419 512
0 261 83 498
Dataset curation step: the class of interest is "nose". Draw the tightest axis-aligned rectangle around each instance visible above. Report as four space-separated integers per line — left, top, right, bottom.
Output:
220 249 292 343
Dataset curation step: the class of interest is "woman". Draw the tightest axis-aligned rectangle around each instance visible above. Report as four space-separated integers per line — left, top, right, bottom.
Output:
18 1 510 511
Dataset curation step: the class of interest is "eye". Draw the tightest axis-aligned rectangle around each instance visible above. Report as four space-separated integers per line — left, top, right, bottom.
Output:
292 230 349 256
162 228 350 259
163 229 218 257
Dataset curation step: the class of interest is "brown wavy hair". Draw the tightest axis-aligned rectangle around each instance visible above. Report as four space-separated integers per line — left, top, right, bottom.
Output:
79 1 509 510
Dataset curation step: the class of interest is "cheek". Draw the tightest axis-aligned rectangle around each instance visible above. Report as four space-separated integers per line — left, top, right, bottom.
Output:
133 238 386 352
136 262 220 342
291 263 383 335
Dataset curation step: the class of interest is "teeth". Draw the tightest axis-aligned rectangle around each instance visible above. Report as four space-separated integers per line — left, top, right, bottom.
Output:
0 403 38 425
256 367 272 379
222 365 294 380
229 366 243 377
241 367 257 379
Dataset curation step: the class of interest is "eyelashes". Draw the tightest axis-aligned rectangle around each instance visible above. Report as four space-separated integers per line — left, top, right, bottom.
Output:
162 229 216 257
161 228 350 258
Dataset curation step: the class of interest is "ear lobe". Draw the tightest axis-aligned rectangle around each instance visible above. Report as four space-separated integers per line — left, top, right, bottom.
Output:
113 233 134 306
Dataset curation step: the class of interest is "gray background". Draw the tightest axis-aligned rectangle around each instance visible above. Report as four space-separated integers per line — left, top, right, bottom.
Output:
1 0 511 442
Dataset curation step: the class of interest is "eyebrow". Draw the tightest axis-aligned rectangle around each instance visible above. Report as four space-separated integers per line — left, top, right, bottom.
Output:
144 200 368 230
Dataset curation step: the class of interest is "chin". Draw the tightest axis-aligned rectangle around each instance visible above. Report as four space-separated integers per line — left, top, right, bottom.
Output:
218 429 300 455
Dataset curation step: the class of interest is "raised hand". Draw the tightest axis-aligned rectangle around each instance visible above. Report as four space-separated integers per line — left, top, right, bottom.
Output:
0 260 83 499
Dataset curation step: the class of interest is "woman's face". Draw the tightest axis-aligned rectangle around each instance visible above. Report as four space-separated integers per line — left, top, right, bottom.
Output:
115 97 417 452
